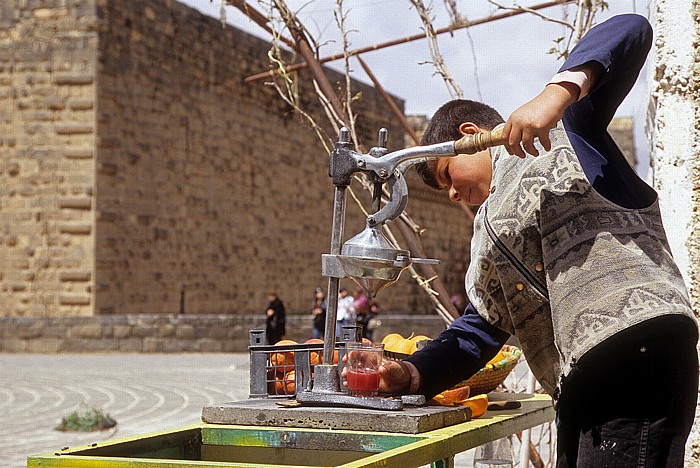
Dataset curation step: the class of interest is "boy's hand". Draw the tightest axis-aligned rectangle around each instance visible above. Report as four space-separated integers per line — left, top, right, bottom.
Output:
378 359 412 394
503 82 580 158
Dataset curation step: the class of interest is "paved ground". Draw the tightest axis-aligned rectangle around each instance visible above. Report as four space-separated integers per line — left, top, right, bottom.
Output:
0 354 247 467
0 354 483 468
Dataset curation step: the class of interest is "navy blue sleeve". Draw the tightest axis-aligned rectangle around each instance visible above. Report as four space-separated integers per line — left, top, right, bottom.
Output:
404 304 509 399
560 13 652 130
558 14 656 209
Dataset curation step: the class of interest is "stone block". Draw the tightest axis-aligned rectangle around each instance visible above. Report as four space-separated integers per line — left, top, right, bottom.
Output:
113 324 131 339
55 123 93 135
93 339 120 352
175 324 195 339
143 337 165 352
68 98 94 110
118 337 143 352
62 146 93 159
70 323 102 338
132 325 157 338
42 324 69 338
16 323 43 339
178 340 198 352
26 338 61 353
197 338 222 352
208 326 228 340
158 323 175 337
162 339 183 352
53 73 94 85
45 97 66 110
59 271 91 281
58 224 92 235
59 294 91 305
1 339 27 352
58 197 91 210
59 338 91 352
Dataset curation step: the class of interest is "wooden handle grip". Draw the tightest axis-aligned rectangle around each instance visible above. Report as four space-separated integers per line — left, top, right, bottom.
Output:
454 126 506 155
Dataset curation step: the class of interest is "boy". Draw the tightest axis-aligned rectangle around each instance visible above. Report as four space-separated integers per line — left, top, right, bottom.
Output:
380 14 698 466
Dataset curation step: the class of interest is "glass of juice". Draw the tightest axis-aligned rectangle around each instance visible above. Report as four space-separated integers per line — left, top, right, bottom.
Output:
345 342 384 397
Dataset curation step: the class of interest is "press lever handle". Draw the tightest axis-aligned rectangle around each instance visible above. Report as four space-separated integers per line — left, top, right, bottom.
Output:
454 126 505 155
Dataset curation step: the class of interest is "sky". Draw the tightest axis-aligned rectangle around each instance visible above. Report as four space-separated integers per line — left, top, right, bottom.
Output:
180 0 651 176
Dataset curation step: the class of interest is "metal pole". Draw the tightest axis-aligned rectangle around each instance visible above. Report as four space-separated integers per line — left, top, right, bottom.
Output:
323 186 347 364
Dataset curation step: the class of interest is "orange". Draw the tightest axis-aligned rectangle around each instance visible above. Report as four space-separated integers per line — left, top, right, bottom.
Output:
305 338 323 365
456 394 488 418
429 394 446 405
431 384 470 406
381 333 405 351
274 370 296 395
381 333 418 354
270 339 297 375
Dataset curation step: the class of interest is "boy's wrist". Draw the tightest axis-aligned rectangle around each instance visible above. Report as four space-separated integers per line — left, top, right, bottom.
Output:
399 360 421 394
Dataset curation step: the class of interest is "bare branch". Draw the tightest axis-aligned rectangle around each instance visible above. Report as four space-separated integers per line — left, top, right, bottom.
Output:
487 0 574 29
410 0 463 99
334 0 360 149
256 0 461 320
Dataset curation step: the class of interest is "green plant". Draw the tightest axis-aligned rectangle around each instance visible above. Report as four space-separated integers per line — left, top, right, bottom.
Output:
55 404 117 432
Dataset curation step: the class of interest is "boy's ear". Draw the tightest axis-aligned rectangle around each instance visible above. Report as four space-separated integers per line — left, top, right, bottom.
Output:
458 122 481 136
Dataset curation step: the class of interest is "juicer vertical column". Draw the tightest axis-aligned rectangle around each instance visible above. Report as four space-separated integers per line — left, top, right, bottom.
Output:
323 184 346 365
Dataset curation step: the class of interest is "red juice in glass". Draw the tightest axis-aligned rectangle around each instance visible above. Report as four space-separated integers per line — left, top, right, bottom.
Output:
347 368 380 396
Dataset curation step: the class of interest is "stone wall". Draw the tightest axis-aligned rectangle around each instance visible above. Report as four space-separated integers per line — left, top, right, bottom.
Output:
0 0 98 317
0 0 472 320
0 313 448 353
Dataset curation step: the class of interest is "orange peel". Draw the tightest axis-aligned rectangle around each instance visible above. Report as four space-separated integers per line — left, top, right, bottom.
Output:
456 394 489 418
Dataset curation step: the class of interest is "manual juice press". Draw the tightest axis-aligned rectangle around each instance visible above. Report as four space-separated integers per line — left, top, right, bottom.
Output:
296 125 505 411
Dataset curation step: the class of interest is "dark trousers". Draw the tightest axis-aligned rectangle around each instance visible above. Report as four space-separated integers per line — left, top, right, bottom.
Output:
266 326 284 345
556 317 698 468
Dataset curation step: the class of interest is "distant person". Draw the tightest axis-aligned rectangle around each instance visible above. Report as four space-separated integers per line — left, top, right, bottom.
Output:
362 300 381 342
353 288 371 338
310 287 327 340
335 288 355 337
265 291 286 345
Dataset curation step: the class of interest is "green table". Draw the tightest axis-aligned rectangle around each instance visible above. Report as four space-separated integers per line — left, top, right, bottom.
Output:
28 394 553 468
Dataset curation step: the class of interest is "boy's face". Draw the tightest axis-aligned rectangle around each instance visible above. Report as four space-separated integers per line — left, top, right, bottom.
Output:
434 149 493 206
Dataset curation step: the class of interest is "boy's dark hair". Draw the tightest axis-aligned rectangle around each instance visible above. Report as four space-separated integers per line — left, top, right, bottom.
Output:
414 99 504 189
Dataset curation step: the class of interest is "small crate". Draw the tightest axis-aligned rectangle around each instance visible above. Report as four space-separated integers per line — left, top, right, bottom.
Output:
248 326 361 398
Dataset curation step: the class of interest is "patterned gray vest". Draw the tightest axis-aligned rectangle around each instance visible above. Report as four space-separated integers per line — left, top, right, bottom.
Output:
465 124 695 395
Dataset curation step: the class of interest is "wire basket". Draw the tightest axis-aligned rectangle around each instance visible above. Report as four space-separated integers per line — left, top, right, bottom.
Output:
462 345 522 395
247 327 359 398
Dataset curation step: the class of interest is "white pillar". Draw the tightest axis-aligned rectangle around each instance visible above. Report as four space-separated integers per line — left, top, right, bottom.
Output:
647 0 700 464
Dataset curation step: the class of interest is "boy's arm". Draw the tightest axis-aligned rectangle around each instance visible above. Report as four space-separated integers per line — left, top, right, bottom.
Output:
402 304 509 398
504 14 652 157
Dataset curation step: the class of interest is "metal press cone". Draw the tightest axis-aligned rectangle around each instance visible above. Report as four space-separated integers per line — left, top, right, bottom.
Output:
339 225 409 297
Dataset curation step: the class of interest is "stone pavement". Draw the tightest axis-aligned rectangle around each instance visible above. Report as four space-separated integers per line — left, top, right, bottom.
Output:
0 354 248 468
0 354 478 468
